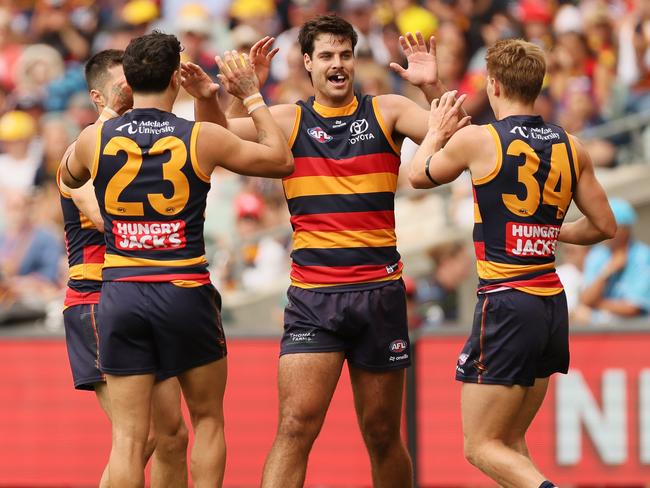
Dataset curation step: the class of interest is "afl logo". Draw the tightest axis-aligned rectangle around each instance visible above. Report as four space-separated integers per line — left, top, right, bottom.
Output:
389 339 407 353
308 126 333 143
349 118 369 136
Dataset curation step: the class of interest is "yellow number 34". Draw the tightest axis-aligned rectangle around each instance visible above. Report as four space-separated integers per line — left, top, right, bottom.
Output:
502 139 573 219
103 136 190 216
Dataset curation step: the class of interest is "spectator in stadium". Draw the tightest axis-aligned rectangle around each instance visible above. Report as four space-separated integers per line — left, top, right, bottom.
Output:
12 43 64 108
0 110 40 195
35 113 77 186
555 243 588 319
0 7 22 91
408 38 615 488
579 198 650 323
29 0 90 62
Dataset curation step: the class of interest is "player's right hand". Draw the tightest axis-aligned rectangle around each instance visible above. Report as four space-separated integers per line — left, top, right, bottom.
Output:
181 62 219 100
216 50 260 100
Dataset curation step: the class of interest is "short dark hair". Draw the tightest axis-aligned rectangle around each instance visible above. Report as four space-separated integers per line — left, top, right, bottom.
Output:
298 15 358 57
84 49 124 93
123 31 181 93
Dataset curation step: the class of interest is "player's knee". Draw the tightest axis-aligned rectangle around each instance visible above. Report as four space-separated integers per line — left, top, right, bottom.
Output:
360 420 400 456
277 410 322 443
159 420 189 456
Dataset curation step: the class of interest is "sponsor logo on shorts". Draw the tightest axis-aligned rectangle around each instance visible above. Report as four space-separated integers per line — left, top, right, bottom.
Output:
289 331 316 343
113 220 186 251
389 353 409 362
458 353 469 366
389 339 408 354
506 222 560 257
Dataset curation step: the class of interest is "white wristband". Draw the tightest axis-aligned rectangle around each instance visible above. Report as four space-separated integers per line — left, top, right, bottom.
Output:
247 101 266 114
242 93 263 106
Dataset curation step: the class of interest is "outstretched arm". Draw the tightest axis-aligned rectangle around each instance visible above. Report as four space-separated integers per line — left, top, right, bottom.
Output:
558 136 616 245
408 92 472 189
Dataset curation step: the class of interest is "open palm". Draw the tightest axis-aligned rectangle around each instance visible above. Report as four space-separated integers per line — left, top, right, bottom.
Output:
390 32 438 87
249 36 279 87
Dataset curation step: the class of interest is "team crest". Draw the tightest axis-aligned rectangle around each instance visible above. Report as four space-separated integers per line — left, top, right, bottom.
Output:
308 126 333 143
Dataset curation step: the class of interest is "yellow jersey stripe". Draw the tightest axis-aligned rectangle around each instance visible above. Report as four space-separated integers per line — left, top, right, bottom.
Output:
90 122 103 180
473 124 503 185
476 260 554 280
190 122 210 183
69 263 103 281
293 228 397 250
372 97 400 155
288 106 301 149
103 254 207 268
284 172 398 199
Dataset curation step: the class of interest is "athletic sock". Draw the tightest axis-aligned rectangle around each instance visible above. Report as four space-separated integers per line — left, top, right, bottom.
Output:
539 481 557 488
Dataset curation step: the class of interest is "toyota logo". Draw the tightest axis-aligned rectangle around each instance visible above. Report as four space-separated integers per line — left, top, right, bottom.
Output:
349 119 368 136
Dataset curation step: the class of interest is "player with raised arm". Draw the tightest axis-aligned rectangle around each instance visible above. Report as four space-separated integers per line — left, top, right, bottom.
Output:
57 49 188 488
185 14 468 488
408 39 616 488
59 32 292 488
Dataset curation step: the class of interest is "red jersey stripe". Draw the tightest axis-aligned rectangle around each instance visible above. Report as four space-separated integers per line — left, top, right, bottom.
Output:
290 210 395 232
83 245 106 264
285 153 399 179
291 262 403 285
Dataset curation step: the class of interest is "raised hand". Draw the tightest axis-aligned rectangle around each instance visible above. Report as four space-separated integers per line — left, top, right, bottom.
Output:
181 62 219 100
106 76 133 114
428 90 471 143
216 50 260 99
389 31 438 88
249 36 279 87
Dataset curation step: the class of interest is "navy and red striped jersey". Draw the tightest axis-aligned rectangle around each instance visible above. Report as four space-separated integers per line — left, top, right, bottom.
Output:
472 115 580 296
57 170 105 307
284 94 402 291
92 109 211 285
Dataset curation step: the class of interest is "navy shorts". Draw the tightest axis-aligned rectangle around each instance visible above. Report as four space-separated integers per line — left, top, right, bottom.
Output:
98 282 227 378
281 280 410 371
63 303 104 390
455 289 569 387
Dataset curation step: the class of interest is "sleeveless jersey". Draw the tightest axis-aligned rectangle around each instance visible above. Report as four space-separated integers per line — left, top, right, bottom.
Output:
284 94 402 291
92 108 211 284
57 169 105 307
473 115 580 296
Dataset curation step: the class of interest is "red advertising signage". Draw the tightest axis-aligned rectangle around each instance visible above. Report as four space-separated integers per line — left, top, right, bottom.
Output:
0 333 648 487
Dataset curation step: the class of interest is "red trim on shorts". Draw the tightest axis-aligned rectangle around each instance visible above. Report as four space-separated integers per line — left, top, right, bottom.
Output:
478 296 489 385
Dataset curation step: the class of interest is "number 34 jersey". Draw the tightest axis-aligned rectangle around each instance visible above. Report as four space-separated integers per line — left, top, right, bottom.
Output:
92 109 211 284
473 115 580 296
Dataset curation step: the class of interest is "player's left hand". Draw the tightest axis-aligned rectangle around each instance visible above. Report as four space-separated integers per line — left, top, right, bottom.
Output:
106 76 133 114
390 32 438 87
181 62 219 99
249 36 279 87
428 90 471 142
216 50 260 99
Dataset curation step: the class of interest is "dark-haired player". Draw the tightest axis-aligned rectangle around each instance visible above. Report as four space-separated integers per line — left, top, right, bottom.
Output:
189 14 469 487
409 39 616 488
60 32 293 487
58 49 188 488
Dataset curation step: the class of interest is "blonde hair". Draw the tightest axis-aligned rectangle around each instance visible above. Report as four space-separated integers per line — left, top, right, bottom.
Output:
485 39 546 104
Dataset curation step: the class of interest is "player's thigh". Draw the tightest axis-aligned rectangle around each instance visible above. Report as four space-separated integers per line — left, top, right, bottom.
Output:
94 382 112 421
506 377 550 443
106 373 156 438
151 377 184 435
461 382 528 444
177 358 227 420
277 352 345 421
349 366 405 431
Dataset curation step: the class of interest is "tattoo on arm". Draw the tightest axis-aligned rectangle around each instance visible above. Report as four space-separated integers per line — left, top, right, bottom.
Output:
258 129 268 144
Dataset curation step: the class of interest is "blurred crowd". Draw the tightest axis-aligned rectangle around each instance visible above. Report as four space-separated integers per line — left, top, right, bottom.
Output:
1 0 650 327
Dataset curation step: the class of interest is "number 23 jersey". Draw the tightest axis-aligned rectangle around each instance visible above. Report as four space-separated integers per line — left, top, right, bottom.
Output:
92 108 211 284
473 115 580 296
